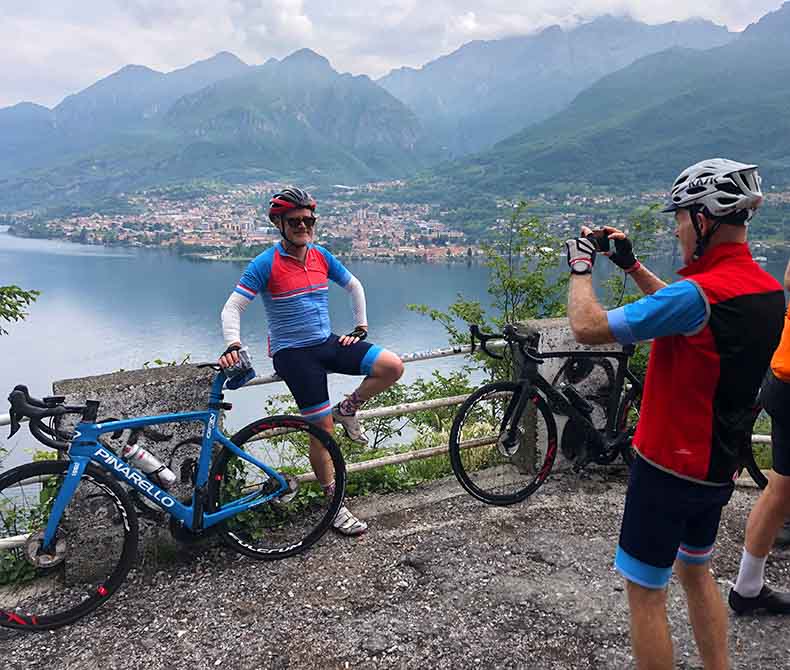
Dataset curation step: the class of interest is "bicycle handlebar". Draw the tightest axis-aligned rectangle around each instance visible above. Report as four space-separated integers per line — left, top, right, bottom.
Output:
469 324 543 363
470 324 504 360
7 385 87 450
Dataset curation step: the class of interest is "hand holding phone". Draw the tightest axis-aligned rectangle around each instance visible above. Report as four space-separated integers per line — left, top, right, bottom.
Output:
584 228 611 253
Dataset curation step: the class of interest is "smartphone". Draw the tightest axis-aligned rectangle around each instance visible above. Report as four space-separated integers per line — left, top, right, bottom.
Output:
585 229 610 253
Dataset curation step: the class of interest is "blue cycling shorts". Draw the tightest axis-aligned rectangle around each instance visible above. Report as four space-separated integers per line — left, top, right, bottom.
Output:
615 455 734 589
272 334 383 422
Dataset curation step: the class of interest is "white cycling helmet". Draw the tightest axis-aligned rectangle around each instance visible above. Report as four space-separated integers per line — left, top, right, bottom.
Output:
662 158 763 221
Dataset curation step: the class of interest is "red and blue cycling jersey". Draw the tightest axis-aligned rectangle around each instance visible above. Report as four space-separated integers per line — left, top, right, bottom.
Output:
606 243 784 484
234 242 352 355
607 280 708 344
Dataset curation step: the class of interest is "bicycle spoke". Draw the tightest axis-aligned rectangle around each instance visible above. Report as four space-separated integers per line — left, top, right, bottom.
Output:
0 463 136 630
450 382 557 505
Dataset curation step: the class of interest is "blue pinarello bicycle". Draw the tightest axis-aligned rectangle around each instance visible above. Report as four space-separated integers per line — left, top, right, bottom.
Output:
0 366 345 630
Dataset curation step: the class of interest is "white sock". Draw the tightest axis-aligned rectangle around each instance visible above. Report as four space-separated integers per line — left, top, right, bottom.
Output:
734 548 767 598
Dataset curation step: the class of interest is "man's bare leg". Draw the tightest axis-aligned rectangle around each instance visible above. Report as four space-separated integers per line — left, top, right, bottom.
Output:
352 351 404 401
744 473 790 559
626 580 674 670
308 414 336 486
334 351 404 444
676 561 729 670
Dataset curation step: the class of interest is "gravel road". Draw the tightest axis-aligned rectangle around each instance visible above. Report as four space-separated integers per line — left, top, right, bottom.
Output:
2 469 789 669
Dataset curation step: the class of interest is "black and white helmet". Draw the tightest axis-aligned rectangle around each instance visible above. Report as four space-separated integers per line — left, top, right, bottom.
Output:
662 158 763 221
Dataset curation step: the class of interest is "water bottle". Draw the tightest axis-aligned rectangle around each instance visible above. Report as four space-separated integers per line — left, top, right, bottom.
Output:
225 346 256 390
121 444 177 489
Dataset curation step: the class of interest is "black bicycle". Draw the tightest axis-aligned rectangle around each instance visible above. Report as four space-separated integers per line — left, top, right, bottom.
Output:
449 324 642 506
449 324 768 505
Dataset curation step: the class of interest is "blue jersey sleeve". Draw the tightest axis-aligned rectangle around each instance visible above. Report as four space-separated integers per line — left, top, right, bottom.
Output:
315 245 352 287
234 250 273 301
607 280 708 345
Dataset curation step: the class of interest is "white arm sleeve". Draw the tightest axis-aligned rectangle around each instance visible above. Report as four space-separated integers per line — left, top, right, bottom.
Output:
221 292 251 346
344 275 367 326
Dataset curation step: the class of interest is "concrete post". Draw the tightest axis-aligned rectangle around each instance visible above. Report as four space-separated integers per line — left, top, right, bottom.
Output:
514 318 628 473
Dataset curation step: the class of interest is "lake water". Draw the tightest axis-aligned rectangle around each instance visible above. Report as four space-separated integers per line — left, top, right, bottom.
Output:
0 230 492 465
1 228 786 468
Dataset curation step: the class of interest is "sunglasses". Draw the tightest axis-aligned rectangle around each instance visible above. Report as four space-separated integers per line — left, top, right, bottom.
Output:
284 215 317 228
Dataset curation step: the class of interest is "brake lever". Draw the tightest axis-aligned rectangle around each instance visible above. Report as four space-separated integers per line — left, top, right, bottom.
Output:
9 407 20 438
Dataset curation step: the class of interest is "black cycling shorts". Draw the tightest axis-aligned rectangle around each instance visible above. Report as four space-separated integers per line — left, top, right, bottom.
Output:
761 370 790 476
272 334 383 422
615 455 733 589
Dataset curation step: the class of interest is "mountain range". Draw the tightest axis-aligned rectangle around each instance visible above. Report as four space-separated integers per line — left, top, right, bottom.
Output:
1 5 789 213
409 2 790 218
0 50 422 210
377 15 734 157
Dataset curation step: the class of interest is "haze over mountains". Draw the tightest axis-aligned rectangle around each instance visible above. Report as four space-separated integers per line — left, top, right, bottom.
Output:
378 15 734 156
1 5 789 213
414 2 790 213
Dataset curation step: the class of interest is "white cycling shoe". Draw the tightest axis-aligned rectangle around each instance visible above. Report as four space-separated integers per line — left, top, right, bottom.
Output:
332 504 368 536
332 404 369 446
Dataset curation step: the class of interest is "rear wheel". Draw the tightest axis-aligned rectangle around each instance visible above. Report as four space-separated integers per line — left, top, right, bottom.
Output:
742 407 769 489
210 415 346 560
0 461 138 630
449 381 558 505
742 444 769 489
616 385 642 467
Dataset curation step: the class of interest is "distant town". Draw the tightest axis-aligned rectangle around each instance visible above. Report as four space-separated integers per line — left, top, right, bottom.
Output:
4 179 789 263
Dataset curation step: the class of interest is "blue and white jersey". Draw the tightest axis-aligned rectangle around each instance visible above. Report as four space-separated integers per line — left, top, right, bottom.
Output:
606 280 709 345
234 242 352 355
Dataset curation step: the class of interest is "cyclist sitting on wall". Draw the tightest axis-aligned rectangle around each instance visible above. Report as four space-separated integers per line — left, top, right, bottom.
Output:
564 159 785 669
218 187 404 536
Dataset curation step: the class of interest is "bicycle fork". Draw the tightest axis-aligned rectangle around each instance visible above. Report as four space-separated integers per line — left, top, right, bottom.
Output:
40 458 89 554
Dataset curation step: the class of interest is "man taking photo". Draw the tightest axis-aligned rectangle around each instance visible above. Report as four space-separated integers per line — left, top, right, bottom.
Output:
565 159 785 669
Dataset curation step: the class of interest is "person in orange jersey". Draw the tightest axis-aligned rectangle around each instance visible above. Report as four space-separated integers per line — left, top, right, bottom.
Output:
730 258 790 615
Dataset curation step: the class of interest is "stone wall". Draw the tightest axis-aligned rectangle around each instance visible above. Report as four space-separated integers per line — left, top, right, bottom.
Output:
515 318 628 472
50 317 629 568
53 364 217 569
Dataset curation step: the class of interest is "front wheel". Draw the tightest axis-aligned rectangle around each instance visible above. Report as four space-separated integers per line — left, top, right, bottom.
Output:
210 415 346 560
449 381 558 505
0 461 138 631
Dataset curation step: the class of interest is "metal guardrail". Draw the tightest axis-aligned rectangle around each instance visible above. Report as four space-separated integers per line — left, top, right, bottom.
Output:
0 344 473 428
0 343 773 458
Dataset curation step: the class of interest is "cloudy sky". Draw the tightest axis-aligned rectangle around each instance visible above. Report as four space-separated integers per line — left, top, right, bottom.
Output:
1 0 785 108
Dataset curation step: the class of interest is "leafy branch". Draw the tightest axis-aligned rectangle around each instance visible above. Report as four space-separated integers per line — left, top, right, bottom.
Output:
0 285 40 336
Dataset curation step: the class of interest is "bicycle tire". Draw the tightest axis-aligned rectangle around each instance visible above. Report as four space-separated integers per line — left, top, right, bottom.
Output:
449 381 558 505
209 415 346 560
0 461 138 631
742 444 769 489
616 385 642 468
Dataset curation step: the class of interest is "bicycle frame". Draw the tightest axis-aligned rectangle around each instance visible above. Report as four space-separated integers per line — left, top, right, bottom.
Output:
536 348 641 436
503 345 641 453
39 373 288 551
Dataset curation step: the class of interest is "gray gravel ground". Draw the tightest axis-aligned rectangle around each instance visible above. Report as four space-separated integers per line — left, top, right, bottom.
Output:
2 469 790 669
